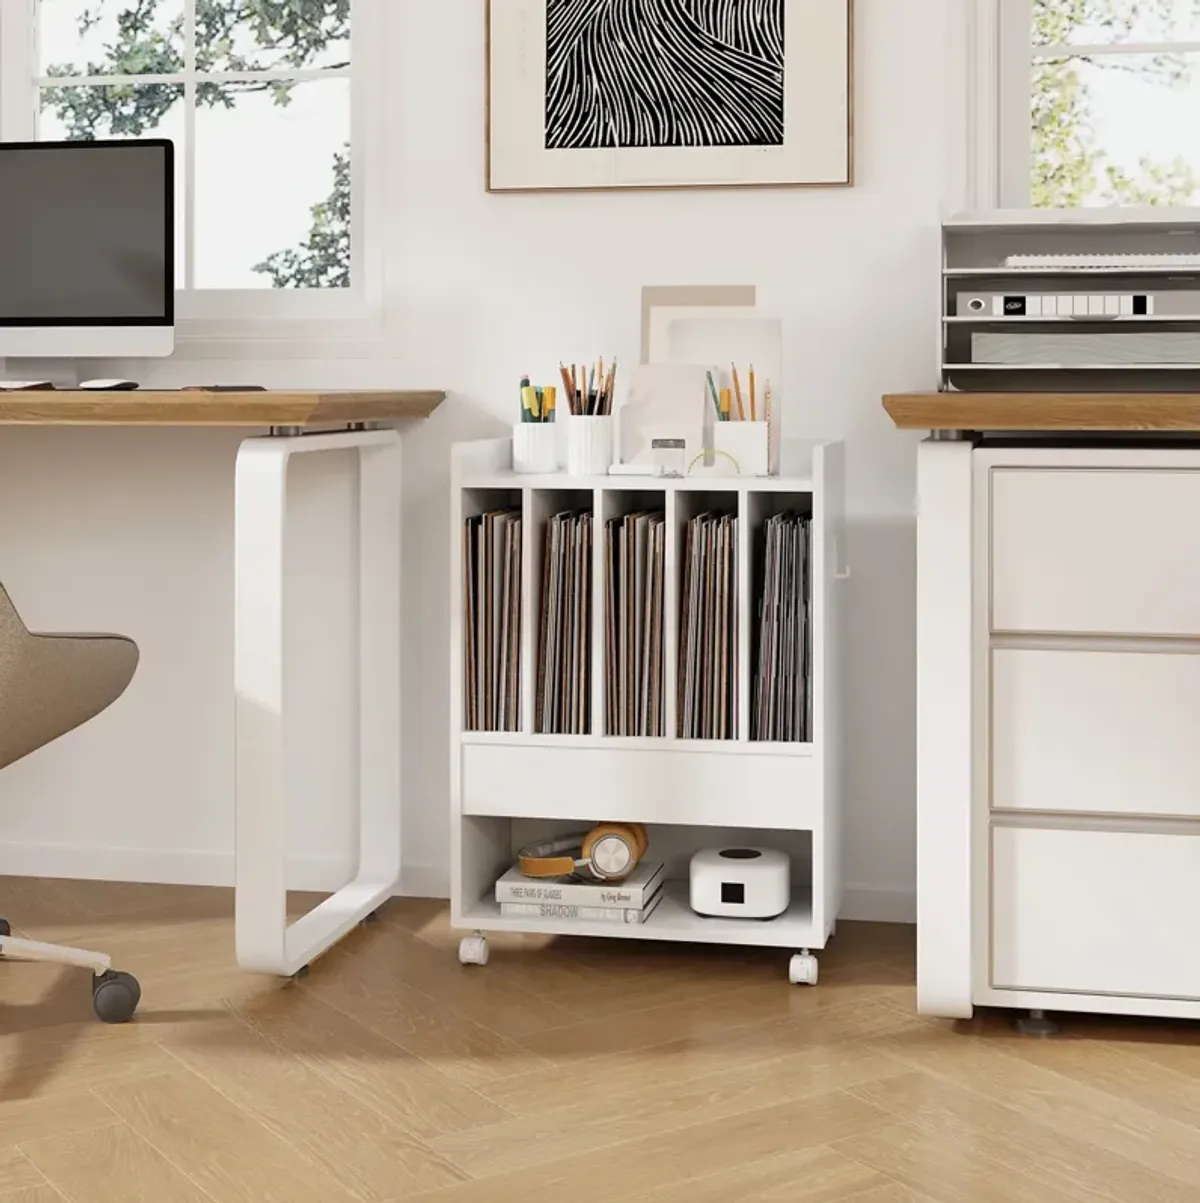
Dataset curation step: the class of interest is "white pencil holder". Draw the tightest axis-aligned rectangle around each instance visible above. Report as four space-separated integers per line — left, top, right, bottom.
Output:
713 421 769 477
566 414 614 476
512 422 558 474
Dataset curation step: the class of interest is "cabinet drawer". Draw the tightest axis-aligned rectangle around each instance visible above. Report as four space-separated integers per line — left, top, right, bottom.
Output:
993 647 1200 818
992 826 1200 998
991 469 1200 636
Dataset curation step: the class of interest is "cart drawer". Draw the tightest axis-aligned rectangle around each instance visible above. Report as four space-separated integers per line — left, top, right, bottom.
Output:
992 825 1200 999
991 468 1200 636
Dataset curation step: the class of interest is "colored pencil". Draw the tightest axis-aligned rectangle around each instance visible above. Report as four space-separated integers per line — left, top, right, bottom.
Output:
731 364 745 421
749 365 757 421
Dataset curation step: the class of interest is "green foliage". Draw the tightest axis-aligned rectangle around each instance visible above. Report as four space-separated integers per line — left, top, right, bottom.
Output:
1032 0 1200 206
254 145 349 287
39 0 350 287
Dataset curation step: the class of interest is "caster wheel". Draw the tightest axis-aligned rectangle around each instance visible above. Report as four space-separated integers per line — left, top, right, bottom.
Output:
458 934 489 966
362 908 382 925
93 970 140 1023
0 918 10 938
291 964 310 982
1015 1009 1059 1038
789 952 819 986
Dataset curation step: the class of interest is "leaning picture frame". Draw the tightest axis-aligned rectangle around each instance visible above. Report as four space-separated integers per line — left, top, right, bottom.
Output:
485 0 854 193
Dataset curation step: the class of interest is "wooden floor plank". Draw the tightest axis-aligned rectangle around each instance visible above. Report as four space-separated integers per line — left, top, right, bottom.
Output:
94 1073 361 1203
409 1090 892 1203
435 1044 902 1178
226 989 511 1139
22 1124 214 1203
0 1095 115 1153
0 1149 44 1197
161 1014 465 1199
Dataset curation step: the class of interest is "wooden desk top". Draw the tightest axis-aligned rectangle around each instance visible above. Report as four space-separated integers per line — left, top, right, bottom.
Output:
0 389 445 427
884 391 1200 432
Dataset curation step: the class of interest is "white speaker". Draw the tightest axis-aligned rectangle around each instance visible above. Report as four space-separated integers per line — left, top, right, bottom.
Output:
689 847 790 919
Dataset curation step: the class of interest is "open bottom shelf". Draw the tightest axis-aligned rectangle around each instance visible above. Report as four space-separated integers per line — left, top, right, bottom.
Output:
458 881 820 949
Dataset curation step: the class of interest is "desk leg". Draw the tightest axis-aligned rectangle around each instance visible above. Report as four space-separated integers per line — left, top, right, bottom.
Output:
234 428 402 976
916 438 974 1018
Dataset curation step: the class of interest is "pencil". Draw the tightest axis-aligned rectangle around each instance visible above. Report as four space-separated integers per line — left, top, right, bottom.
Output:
706 370 721 420
749 365 756 422
719 387 731 422
731 364 745 421
545 385 556 421
559 363 574 408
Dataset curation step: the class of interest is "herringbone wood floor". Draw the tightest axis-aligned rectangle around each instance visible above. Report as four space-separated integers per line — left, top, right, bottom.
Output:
2 881 1200 1202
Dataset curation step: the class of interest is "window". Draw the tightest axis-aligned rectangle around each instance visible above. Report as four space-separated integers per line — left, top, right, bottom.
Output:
996 0 1200 209
0 0 381 331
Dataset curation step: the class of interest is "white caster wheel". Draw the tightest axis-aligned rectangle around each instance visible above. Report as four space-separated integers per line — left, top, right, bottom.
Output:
789 951 818 986
458 934 489 966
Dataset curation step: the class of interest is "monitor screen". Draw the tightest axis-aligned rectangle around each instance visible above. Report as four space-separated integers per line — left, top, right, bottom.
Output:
0 140 173 326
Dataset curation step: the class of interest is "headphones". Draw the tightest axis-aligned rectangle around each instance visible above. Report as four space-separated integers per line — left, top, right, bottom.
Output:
517 823 649 882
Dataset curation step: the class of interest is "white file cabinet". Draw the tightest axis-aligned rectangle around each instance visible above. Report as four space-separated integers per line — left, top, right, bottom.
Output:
919 440 1200 1021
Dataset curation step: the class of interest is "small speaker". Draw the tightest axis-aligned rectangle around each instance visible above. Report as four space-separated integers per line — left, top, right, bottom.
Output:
689 847 790 919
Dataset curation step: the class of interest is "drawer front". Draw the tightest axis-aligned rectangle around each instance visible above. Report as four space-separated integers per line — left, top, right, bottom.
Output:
991 469 1200 636
993 647 1200 818
992 826 1200 998
460 742 818 830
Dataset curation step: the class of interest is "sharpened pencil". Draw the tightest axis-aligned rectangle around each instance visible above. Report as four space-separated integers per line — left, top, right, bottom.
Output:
732 364 745 421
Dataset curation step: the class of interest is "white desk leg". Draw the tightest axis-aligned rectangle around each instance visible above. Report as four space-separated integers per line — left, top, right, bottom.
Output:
916 437 974 1018
235 427 402 976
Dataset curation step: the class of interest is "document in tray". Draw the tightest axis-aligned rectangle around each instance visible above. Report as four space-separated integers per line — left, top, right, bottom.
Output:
536 510 592 733
752 512 812 742
463 509 522 731
605 510 665 736
678 512 737 740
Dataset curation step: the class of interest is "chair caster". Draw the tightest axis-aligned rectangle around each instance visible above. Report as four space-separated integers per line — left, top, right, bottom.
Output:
0 918 9 938
362 908 382 925
459 933 489 966
789 951 819 986
93 969 140 1024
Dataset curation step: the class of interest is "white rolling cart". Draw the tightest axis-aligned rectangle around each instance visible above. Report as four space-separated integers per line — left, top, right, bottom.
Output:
449 437 846 985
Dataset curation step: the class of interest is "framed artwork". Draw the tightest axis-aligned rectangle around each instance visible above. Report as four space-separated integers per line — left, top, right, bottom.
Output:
486 0 853 193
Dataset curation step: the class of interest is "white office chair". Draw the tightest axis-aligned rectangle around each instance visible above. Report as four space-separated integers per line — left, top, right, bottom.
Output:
0 585 142 1022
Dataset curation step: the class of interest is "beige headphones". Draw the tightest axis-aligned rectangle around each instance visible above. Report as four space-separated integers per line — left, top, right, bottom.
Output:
517 822 649 882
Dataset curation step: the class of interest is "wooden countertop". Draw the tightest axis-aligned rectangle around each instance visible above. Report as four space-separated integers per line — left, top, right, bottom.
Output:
0 389 445 427
883 391 1200 432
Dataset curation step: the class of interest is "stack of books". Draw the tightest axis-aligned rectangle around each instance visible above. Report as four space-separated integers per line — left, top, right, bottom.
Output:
494 860 666 924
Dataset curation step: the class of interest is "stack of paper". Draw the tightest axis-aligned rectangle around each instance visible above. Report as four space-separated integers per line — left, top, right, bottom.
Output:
678 512 738 740
605 511 666 736
463 509 522 731
536 510 592 734
752 513 811 742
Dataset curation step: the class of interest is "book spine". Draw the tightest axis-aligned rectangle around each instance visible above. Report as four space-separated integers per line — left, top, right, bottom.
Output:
499 901 647 923
495 882 652 906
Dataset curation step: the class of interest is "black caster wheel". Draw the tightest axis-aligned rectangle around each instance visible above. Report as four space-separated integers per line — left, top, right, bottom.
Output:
362 908 382 924
0 918 10 937
93 970 141 1024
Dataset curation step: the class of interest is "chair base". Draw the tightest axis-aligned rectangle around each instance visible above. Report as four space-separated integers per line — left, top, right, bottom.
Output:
0 925 141 1023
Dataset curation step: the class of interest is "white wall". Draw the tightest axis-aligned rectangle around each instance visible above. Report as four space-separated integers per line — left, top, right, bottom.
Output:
0 0 955 921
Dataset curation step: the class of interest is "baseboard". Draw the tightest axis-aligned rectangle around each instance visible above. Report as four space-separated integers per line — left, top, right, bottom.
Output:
841 884 916 925
0 841 449 899
1 841 908 919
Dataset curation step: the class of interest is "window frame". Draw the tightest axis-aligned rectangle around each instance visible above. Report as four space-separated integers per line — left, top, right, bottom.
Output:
0 0 385 354
983 0 1200 212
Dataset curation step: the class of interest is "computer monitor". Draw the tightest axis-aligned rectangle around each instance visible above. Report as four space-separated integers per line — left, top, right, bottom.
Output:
0 139 174 358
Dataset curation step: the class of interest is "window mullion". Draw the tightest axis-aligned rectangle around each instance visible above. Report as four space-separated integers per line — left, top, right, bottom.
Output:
184 0 197 290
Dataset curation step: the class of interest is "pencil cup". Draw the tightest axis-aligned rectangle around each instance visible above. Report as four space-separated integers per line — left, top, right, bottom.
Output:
714 421 769 476
512 422 558 474
566 414 614 476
